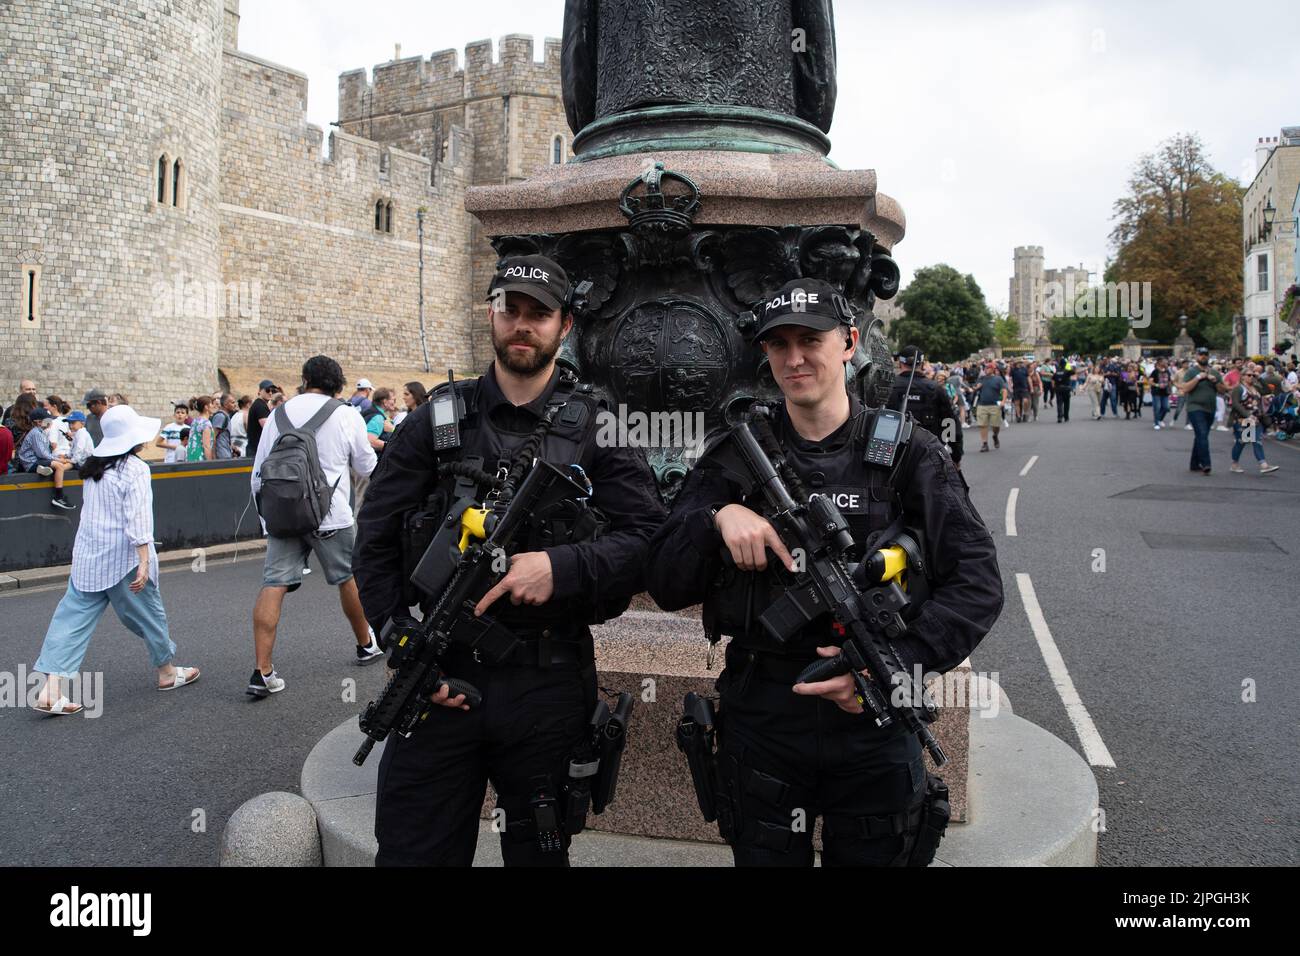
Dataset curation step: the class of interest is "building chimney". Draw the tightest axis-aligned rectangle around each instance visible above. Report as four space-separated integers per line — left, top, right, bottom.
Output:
394 43 402 61
1257 137 1275 175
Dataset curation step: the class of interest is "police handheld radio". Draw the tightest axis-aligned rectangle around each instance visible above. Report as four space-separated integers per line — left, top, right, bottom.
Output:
431 368 462 452
864 407 912 468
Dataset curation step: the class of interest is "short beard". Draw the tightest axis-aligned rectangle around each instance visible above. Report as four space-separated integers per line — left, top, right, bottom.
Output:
492 324 563 377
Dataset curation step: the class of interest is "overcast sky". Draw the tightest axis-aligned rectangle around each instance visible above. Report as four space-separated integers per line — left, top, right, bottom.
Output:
238 0 1300 311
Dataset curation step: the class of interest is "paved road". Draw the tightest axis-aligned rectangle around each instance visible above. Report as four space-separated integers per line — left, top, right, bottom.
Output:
960 408 1299 865
0 407 1296 865
0 552 390 866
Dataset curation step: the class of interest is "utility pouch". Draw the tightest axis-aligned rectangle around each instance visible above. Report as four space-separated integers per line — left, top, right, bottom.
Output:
564 754 598 838
408 496 480 600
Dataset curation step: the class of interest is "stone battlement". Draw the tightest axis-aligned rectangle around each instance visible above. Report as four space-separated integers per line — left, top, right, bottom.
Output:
339 35 563 123
225 48 472 192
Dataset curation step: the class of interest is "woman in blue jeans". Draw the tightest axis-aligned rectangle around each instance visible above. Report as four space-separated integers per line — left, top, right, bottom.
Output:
33 405 199 715
1228 374 1280 475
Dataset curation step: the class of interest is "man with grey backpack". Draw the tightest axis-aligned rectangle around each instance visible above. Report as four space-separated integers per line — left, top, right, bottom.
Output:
247 355 380 698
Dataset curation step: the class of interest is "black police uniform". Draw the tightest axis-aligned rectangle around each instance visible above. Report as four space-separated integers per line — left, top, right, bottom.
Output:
887 370 963 465
1053 365 1073 422
646 396 1003 866
353 364 665 866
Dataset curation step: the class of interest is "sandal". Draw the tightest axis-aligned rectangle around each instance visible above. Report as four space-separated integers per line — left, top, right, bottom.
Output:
34 695 84 717
158 665 200 691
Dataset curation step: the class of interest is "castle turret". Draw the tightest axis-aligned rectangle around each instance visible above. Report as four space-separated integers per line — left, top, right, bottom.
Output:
3 0 225 412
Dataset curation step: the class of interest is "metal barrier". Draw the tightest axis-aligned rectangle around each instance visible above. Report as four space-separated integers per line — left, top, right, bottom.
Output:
0 459 263 574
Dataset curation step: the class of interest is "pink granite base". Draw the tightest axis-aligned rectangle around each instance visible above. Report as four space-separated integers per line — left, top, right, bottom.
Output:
481 603 969 845
465 149 905 245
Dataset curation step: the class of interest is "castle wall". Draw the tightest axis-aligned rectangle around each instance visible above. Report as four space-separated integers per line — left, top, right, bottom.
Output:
218 49 479 378
2 0 224 414
338 36 572 362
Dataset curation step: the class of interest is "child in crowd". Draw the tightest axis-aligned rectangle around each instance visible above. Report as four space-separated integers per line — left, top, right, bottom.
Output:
16 408 76 510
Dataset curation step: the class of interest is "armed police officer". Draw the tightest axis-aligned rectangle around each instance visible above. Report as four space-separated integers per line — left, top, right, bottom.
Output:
647 279 1003 867
887 345 963 469
354 255 665 866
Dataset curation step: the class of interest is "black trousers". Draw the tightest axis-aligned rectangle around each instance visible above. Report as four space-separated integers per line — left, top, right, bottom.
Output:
715 649 926 866
1056 389 1071 421
375 651 594 867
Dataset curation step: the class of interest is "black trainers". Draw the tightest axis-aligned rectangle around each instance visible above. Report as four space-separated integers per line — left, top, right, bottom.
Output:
246 668 285 698
51 497 77 511
355 629 384 666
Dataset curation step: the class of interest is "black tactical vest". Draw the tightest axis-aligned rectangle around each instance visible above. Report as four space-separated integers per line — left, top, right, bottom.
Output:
400 373 613 629
702 404 903 655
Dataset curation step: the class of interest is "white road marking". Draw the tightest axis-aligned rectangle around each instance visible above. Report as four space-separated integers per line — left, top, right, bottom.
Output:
1005 488 1019 537
1019 455 1039 477
1016 573 1116 768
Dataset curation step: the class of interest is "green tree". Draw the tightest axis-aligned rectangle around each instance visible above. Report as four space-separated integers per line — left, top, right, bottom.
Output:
1109 132 1244 345
891 264 993 362
991 312 1022 349
1049 314 1129 356
1047 282 1129 355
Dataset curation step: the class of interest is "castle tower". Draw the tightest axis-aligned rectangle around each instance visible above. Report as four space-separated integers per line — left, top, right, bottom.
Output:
1009 246 1046 343
2 0 225 413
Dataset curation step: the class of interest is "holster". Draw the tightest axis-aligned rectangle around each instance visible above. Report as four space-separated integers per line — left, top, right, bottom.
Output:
676 693 730 837
906 773 951 867
563 691 635 837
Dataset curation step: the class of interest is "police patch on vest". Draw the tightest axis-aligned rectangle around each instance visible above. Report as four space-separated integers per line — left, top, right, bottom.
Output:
811 488 870 514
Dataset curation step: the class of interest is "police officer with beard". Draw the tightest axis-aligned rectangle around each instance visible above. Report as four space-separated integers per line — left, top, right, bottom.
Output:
354 255 665 866
646 279 1003 866
887 345 963 469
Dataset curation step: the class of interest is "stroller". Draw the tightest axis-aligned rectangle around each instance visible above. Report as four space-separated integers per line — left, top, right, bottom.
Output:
1267 392 1300 439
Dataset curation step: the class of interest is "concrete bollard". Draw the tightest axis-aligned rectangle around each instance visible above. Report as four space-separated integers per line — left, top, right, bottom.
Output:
220 791 323 867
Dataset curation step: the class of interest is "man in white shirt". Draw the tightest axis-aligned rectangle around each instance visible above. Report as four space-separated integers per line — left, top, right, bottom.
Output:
246 355 380 698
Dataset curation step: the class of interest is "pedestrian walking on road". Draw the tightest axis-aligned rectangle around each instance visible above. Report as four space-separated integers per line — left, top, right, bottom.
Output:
31 405 200 716
1101 361 1121 418
974 362 1009 452
1149 357 1172 429
246 355 380 699
1178 347 1228 475
1053 361 1074 422
1227 371 1280 475
1084 365 1105 420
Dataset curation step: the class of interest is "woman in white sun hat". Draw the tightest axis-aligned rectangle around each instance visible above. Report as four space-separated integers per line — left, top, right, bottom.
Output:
32 404 200 715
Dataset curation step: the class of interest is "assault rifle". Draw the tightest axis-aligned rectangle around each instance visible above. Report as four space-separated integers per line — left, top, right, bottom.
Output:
702 409 947 766
353 458 593 766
